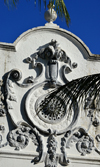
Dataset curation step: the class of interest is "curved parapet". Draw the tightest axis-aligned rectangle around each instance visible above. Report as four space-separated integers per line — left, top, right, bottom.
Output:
0 17 100 167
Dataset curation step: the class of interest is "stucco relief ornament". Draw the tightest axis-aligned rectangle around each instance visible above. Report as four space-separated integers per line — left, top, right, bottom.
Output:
38 39 77 85
84 87 100 128
25 39 77 87
5 39 78 166
24 39 78 134
45 132 69 167
95 135 100 154
76 135 94 156
8 124 43 155
0 80 6 116
61 128 95 156
0 134 8 149
45 132 59 167
33 130 69 167
96 135 100 142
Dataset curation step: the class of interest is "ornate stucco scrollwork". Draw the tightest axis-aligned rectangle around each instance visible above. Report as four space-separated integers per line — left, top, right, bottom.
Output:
40 130 69 167
33 129 69 167
8 126 30 150
76 135 94 156
96 134 100 142
84 87 100 128
8 125 42 151
0 134 8 149
0 125 8 149
0 125 5 132
38 39 77 85
92 117 100 127
62 128 94 156
45 133 58 167
6 68 36 111
6 69 21 110
25 54 43 82
95 135 100 155
7 68 35 90
60 135 70 166
10 69 22 81
25 39 78 87
0 80 6 116
26 81 79 135
8 125 44 163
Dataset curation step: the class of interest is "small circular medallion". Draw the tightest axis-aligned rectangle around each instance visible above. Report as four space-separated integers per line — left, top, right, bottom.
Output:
35 94 66 124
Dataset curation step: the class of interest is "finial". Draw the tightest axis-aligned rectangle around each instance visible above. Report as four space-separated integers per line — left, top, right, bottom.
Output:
44 2 57 23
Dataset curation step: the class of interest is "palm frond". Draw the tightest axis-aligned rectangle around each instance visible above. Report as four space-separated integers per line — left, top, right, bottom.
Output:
4 0 19 7
48 0 70 26
38 73 100 114
43 0 46 9
54 0 70 27
4 0 70 27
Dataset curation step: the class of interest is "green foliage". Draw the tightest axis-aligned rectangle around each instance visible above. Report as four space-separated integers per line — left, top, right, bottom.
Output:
54 0 70 27
4 0 19 7
4 0 70 27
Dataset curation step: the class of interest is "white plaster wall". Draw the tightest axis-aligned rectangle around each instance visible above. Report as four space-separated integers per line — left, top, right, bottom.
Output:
0 26 100 82
0 24 100 167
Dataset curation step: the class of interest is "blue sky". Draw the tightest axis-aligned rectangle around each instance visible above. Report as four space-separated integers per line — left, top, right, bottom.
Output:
0 0 100 54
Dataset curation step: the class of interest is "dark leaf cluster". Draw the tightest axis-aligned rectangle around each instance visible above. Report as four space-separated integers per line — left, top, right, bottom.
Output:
38 73 100 114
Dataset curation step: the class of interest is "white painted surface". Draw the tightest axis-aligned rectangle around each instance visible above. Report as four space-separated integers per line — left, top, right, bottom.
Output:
0 22 100 167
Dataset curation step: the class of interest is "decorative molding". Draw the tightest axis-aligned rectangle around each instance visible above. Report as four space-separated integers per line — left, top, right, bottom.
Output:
8 124 44 164
92 117 100 127
8 125 42 151
38 39 77 85
26 81 79 134
0 80 6 116
0 135 8 148
45 132 58 167
0 125 5 132
0 134 8 149
1 38 100 167
84 89 100 128
0 42 16 52
8 126 30 150
33 130 69 167
96 135 100 142
25 55 44 83
61 128 95 156
1 20 100 167
6 72 18 110
76 135 94 156
25 39 78 87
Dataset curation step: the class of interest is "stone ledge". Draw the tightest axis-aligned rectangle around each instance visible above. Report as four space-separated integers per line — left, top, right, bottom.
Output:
0 42 16 52
0 150 100 165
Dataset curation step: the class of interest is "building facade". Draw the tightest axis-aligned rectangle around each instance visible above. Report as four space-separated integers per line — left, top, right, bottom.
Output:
0 7 100 167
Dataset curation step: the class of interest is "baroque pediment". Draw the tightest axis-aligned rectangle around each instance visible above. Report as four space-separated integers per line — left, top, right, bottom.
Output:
0 25 100 167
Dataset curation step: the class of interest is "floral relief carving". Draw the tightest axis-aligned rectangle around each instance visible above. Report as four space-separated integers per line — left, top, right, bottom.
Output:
76 135 94 156
25 39 77 87
8 125 40 150
45 133 58 167
1 38 100 167
61 128 95 156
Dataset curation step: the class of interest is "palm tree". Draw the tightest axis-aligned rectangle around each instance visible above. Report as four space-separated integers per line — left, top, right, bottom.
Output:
4 0 70 27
